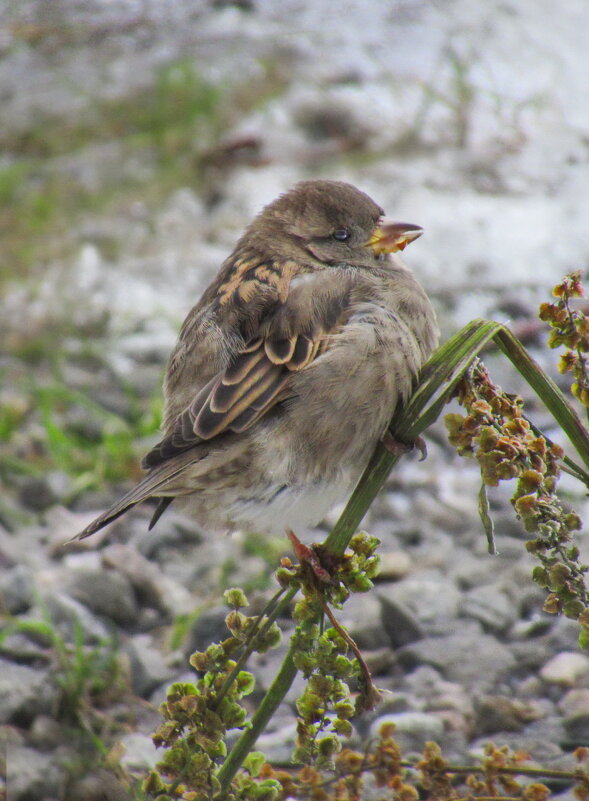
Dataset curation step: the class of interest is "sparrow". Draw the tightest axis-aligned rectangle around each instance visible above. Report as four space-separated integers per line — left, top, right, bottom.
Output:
77 180 439 541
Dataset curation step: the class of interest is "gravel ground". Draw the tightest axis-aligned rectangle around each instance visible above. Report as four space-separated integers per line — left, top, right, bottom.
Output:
2 1 589 799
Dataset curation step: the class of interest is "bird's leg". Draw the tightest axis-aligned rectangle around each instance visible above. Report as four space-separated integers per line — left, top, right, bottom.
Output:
381 430 427 461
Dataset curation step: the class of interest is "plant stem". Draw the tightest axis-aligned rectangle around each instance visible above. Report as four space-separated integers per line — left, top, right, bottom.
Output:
325 443 400 555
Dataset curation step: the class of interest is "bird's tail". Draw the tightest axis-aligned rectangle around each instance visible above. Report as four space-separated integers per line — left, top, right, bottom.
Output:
73 451 197 541
75 489 146 540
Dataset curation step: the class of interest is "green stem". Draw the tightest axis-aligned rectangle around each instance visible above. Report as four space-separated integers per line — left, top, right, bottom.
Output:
325 444 400 555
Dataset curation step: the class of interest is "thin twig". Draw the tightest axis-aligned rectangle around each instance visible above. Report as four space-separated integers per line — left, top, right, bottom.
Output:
316 592 380 710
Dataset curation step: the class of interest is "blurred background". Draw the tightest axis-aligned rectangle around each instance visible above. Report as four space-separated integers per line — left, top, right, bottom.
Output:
2 1 589 799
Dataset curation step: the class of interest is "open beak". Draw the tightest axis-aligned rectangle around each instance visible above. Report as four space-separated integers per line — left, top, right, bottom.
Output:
366 219 423 255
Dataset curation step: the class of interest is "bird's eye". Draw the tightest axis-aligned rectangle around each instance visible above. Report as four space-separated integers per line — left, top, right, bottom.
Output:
332 228 351 242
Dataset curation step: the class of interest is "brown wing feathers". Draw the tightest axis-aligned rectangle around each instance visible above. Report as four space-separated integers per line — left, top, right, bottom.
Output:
142 330 320 469
142 269 351 471
194 346 290 438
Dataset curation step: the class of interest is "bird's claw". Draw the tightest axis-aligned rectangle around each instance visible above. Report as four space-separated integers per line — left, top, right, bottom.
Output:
382 431 427 461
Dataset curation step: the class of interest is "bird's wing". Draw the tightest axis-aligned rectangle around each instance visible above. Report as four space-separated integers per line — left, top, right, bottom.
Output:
76 330 313 537
142 331 324 467
74 321 332 540
142 271 350 468
75 269 352 540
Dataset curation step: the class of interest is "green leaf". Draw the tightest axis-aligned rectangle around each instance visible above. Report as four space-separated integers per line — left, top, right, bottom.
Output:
242 750 266 777
478 482 497 555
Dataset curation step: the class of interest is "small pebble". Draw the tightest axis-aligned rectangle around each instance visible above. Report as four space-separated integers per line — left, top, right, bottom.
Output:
540 652 589 686
375 550 412 580
558 688 589 717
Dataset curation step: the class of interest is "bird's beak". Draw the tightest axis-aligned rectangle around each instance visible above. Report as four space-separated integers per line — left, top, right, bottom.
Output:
365 219 423 255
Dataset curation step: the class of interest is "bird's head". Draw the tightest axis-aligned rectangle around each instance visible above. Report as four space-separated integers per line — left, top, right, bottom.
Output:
242 179 423 268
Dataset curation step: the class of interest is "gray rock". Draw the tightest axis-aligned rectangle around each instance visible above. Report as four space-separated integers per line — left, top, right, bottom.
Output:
563 713 589 741
66 768 132 801
516 676 545 699
125 634 173 697
410 492 477 539
45 505 113 552
255 718 298 765
373 692 412 715
508 638 556 673
6 745 65 801
510 614 552 639
101 543 171 615
370 711 444 753
375 550 412 581
395 528 460 572
136 605 167 632
338 592 389 651
0 565 35 614
250 641 307 703
0 659 58 725
29 715 66 749
18 476 58 512
65 569 139 628
469 720 567 765
558 688 589 718
403 666 474 718
41 591 111 643
376 573 462 635
445 550 500 590
460 584 516 634
118 732 160 773
183 605 229 658
363 647 396 676
398 629 516 687
473 695 538 736
546 617 586 654
0 631 50 663
540 652 589 686
0 524 39 566
135 510 205 559
377 593 424 648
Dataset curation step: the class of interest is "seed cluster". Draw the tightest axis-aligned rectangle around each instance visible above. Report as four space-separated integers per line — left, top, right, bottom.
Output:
144 588 282 801
277 532 382 766
445 361 589 643
539 270 589 408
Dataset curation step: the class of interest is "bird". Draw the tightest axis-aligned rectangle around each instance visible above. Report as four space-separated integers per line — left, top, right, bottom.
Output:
76 180 439 541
